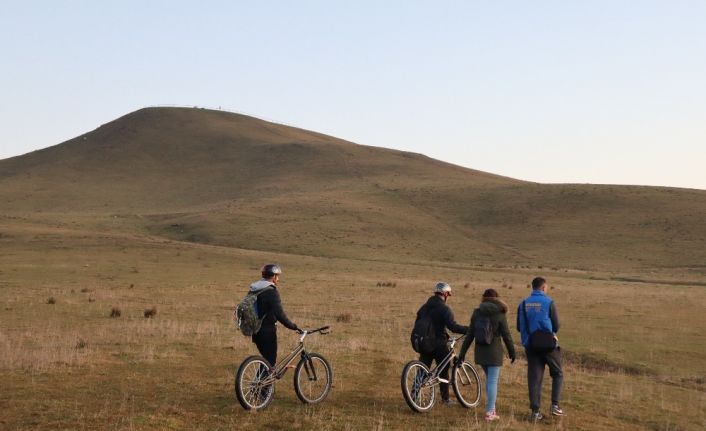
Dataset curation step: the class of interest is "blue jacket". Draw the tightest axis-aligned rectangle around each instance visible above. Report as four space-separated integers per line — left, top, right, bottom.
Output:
516 290 560 348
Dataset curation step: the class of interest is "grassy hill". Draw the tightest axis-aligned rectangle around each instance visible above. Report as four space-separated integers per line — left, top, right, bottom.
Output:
1 107 705 271
1 107 705 430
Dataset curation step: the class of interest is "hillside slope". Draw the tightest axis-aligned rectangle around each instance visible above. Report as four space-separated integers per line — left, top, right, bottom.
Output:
1 107 704 270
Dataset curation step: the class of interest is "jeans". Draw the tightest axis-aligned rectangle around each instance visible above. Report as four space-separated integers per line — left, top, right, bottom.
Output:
482 365 501 413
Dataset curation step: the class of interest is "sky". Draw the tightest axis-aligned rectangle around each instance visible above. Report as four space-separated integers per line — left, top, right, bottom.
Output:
1 1 705 189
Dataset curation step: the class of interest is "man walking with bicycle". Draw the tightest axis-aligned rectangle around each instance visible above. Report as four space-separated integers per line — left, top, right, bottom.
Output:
250 264 301 367
412 282 469 405
517 277 564 422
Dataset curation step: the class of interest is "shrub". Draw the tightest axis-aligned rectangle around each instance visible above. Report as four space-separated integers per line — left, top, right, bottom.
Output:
463 283 470 289
88 296 96 303
80 288 91 293
144 306 157 318
75 338 88 349
46 297 56 304
335 313 352 323
110 307 121 318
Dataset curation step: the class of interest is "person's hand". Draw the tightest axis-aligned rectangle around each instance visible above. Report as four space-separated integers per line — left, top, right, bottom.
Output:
509 353 516 364
295 328 304 334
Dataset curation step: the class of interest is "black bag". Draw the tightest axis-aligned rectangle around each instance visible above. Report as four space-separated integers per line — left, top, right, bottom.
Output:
473 314 494 345
521 300 557 353
410 311 436 353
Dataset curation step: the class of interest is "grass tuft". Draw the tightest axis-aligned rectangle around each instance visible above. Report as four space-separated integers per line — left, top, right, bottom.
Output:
144 306 157 318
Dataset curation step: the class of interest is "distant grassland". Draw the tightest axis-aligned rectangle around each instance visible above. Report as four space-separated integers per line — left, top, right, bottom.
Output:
1 221 704 430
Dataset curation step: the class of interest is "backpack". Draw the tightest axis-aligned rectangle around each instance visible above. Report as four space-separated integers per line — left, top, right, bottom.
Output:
410 310 437 353
473 314 494 345
235 286 273 336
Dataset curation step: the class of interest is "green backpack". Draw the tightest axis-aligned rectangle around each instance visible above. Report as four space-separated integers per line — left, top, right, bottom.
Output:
235 286 273 336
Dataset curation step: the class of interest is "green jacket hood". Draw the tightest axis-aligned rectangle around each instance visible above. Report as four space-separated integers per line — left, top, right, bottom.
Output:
479 298 508 315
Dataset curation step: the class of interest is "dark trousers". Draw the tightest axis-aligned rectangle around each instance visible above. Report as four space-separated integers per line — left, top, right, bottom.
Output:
253 328 277 367
526 347 563 411
420 345 451 400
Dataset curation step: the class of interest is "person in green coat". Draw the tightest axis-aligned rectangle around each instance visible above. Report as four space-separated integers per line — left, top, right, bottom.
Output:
458 289 516 422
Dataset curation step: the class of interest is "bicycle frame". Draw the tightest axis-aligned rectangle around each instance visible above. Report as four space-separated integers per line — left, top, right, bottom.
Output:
421 335 464 387
259 327 329 385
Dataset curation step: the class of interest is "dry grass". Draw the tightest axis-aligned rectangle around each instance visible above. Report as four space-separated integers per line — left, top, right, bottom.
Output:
0 221 704 430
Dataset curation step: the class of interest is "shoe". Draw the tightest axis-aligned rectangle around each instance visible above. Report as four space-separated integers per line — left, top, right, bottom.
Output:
441 398 457 406
484 410 500 421
530 411 543 422
551 404 564 416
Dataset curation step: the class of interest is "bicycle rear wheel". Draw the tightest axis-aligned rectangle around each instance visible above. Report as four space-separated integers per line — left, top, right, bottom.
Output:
294 352 333 404
401 360 436 412
452 360 481 408
235 355 276 410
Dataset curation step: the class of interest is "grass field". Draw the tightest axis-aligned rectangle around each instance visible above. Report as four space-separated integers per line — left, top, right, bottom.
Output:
1 220 704 430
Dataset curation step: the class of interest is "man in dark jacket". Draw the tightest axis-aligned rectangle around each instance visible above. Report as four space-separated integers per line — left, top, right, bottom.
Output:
250 264 300 366
414 282 469 404
517 277 564 421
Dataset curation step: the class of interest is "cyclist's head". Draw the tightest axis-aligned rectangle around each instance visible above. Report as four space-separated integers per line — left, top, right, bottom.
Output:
261 264 282 281
531 277 547 291
433 282 452 300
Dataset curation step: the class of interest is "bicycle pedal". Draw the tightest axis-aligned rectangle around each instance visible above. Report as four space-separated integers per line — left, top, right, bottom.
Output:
438 378 450 384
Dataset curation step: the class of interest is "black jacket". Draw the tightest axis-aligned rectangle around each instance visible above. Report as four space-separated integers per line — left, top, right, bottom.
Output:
416 295 469 348
254 285 298 333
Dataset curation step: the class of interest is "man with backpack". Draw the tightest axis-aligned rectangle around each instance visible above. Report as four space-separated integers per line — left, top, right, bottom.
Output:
411 282 468 405
517 277 564 422
243 264 300 367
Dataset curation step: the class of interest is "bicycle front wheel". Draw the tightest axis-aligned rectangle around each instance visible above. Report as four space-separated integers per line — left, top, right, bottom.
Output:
401 360 436 413
235 355 276 410
294 353 333 404
452 360 481 408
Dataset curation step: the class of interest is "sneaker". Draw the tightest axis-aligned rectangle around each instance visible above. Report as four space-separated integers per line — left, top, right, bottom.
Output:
530 411 544 422
485 410 500 422
441 398 458 406
551 404 564 416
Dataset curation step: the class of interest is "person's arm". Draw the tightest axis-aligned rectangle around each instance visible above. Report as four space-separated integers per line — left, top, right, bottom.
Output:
443 306 469 335
499 314 516 362
549 301 560 333
516 303 522 333
272 290 299 331
458 312 475 361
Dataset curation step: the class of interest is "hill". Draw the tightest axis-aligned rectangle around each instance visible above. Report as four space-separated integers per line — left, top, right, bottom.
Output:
1 107 705 271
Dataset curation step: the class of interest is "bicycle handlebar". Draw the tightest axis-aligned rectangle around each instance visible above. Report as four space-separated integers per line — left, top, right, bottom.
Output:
298 325 331 342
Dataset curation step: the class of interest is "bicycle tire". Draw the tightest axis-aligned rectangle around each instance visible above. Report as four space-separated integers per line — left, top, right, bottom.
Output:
235 355 276 410
293 352 333 404
401 360 436 413
452 360 481 408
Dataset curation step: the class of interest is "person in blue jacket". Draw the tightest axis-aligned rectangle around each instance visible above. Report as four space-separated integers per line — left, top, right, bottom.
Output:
517 277 564 422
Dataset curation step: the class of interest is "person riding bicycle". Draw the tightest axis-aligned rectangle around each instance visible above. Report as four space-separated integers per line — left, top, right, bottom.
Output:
250 264 300 367
414 282 469 405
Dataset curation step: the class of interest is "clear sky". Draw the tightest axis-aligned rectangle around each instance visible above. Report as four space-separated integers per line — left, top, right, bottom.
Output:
2 1 705 189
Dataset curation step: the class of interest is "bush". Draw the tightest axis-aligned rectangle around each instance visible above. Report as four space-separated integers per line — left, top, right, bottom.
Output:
75 338 88 349
335 313 352 323
144 306 157 318
110 307 121 318
46 297 56 304
88 296 96 303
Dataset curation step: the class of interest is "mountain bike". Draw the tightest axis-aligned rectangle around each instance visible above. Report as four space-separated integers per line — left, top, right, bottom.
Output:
401 335 481 412
235 326 332 410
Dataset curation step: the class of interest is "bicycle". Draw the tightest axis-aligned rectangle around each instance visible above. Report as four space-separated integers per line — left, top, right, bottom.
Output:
235 326 333 410
400 334 481 412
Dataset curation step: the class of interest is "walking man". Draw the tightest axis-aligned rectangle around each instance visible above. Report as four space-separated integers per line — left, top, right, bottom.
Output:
517 277 564 421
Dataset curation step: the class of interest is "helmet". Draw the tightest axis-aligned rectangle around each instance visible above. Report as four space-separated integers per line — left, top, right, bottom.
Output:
261 264 282 278
434 282 452 295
